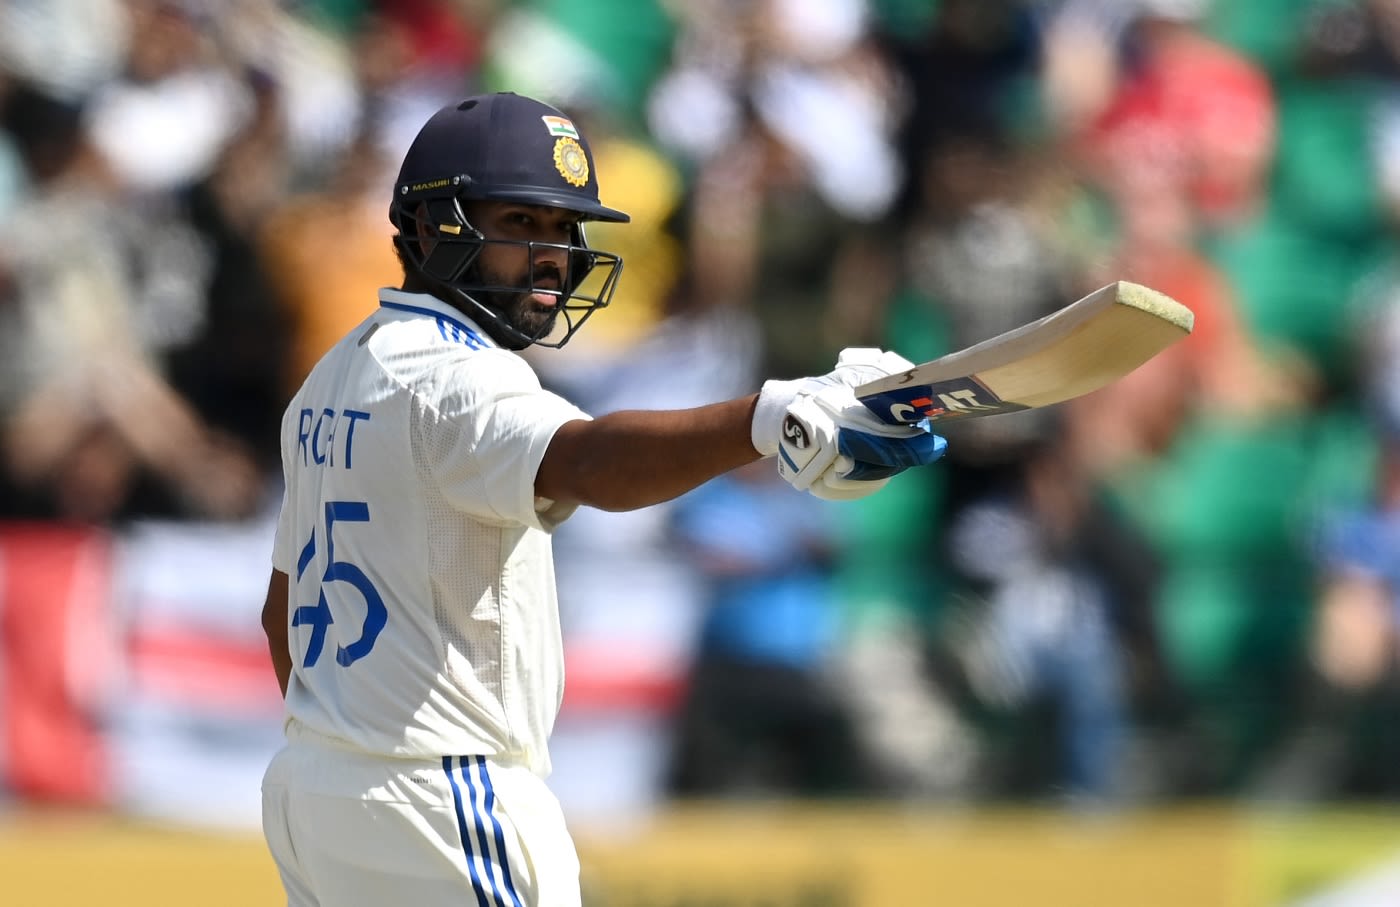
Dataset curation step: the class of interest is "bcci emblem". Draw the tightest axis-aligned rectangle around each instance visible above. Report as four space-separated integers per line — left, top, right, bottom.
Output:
553 137 589 187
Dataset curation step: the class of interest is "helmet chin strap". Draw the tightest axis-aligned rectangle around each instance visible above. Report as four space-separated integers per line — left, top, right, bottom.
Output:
459 288 557 351
455 257 569 350
401 269 536 351
399 232 552 350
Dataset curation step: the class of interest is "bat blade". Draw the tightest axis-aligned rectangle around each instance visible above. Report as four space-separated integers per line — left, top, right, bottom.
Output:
857 281 1194 426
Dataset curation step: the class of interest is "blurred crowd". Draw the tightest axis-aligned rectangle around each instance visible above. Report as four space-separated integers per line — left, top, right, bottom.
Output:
2 0 1400 814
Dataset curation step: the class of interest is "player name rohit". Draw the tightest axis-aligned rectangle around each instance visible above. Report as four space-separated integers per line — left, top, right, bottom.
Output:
296 407 371 469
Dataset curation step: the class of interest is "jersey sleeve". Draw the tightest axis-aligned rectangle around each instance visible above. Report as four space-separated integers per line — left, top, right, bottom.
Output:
270 401 300 574
421 350 591 532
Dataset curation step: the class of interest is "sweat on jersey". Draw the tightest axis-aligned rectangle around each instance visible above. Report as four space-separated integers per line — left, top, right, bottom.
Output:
271 288 590 777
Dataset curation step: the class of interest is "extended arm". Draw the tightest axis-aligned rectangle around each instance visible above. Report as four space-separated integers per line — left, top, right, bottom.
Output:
535 395 762 511
534 348 949 512
261 568 292 697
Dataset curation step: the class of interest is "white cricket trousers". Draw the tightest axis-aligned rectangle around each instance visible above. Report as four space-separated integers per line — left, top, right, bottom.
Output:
261 722 582 907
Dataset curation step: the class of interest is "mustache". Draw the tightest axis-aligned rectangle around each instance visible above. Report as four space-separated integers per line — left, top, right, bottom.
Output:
531 263 564 290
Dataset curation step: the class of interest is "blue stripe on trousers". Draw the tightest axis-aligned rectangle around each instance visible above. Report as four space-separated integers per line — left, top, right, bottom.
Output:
460 757 509 907
472 757 525 907
444 756 491 907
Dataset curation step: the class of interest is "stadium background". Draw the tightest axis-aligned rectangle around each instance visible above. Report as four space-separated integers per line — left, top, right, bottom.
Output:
2 0 1400 904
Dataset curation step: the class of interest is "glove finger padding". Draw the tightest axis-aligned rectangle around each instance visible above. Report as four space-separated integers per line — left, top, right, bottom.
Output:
809 472 892 501
826 347 918 390
777 385 947 500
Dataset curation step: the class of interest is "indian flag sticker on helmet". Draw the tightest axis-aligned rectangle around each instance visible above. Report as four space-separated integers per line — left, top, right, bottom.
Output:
541 115 580 139
553 137 589 187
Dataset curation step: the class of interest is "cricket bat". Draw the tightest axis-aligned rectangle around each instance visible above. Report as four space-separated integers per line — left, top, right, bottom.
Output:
857 281 1194 426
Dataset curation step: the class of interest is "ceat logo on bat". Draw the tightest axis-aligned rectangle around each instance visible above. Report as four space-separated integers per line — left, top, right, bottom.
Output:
862 377 1023 424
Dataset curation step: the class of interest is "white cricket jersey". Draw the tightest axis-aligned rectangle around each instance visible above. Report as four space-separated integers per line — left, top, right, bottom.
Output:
271 288 590 777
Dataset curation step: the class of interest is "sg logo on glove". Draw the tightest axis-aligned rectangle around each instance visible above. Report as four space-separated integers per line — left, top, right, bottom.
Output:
777 385 946 501
782 415 811 449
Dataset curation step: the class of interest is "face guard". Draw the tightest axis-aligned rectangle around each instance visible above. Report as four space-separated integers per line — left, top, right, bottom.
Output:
392 176 622 349
388 94 630 350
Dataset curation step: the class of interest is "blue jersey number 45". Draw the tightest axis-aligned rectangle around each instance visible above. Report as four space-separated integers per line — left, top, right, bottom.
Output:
292 500 387 668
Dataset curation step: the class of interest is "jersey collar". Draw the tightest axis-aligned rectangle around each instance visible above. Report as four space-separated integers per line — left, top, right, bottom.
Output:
377 288 499 349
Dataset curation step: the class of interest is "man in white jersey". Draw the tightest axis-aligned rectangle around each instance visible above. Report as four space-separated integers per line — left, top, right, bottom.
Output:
259 91 947 907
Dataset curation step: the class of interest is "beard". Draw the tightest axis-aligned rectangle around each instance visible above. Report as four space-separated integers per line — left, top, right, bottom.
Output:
462 258 565 349
474 285 560 343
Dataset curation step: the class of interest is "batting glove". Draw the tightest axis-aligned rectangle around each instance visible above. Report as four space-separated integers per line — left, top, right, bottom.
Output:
777 384 948 501
751 348 916 457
